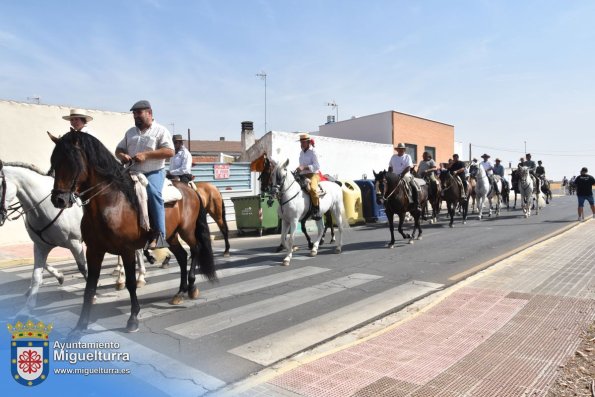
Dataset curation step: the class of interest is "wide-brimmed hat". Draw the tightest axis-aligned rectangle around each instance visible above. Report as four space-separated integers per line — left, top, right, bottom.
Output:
394 143 406 149
481 153 490 159
130 100 151 111
63 109 93 122
297 133 311 141
172 134 184 141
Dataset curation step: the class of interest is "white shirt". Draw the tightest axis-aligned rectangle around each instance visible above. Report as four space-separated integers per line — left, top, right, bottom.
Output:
389 153 413 175
298 148 320 174
169 145 193 175
480 160 493 175
117 121 174 173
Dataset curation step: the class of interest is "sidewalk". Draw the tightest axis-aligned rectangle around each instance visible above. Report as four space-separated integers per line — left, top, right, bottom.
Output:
222 219 595 397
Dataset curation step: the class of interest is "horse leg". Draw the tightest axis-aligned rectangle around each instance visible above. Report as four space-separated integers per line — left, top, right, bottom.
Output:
302 218 314 250
310 218 324 257
67 240 87 281
170 242 189 305
333 205 342 253
283 219 298 266
73 248 105 333
397 212 411 240
327 211 336 243
115 256 126 291
21 244 51 313
121 250 140 333
135 249 147 288
387 211 396 248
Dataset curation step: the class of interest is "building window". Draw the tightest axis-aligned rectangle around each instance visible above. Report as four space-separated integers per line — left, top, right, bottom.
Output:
424 146 436 160
405 143 417 164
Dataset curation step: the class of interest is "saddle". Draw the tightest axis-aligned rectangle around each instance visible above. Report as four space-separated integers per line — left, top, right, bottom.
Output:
296 174 327 198
130 173 183 231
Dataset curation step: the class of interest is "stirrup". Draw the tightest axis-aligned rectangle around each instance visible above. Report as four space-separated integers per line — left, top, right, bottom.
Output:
146 233 169 250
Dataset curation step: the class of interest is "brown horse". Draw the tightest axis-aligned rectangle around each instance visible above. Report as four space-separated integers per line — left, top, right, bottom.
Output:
439 171 469 227
374 170 428 247
49 131 216 334
195 182 230 257
250 153 335 251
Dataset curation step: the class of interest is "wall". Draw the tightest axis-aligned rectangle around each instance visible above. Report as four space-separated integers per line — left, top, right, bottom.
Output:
319 111 393 144
0 100 132 245
248 131 394 181
392 112 454 165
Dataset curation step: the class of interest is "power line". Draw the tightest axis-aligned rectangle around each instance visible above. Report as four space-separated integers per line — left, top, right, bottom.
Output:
471 143 595 157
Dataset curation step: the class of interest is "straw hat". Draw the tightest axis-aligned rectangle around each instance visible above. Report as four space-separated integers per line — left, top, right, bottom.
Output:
297 133 311 141
394 143 406 149
63 109 93 122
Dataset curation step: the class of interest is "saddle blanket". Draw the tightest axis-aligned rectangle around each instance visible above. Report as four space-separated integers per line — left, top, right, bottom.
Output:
130 173 183 231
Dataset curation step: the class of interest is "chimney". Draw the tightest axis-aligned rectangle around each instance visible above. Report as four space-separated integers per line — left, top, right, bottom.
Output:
241 121 255 153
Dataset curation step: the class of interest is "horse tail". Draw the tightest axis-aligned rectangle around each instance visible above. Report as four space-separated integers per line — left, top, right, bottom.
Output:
335 186 351 230
193 191 217 281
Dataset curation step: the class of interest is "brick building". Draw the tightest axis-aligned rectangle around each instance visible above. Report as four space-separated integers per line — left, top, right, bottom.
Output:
186 138 242 163
319 110 454 165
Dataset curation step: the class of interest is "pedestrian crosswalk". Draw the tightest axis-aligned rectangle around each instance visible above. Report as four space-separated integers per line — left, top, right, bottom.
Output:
0 247 444 387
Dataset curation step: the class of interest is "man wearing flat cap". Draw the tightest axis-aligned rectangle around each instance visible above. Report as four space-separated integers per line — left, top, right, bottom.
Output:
115 100 174 249
296 133 322 220
63 108 93 133
389 143 421 210
167 134 193 183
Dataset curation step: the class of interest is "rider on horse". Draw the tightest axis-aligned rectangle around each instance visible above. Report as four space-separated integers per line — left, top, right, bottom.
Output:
167 134 194 183
115 100 174 250
522 153 537 177
296 133 322 221
536 160 546 179
447 154 467 199
479 153 499 194
388 143 420 211
417 152 438 183
493 158 509 192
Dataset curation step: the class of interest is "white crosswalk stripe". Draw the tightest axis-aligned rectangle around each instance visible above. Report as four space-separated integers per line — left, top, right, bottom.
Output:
229 280 443 365
166 273 382 339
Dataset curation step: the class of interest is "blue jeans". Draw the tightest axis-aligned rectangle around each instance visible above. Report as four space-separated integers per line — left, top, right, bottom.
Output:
144 168 166 237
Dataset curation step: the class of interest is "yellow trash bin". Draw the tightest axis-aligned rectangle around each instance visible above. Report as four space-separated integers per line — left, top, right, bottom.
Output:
340 180 365 225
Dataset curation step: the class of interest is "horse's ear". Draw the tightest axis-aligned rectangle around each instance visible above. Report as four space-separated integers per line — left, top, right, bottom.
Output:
47 131 59 144
373 170 377 177
282 158 289 169
0 160 3 171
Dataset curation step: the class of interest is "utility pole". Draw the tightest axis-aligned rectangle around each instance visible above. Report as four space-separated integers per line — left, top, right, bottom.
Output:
256 71 267 134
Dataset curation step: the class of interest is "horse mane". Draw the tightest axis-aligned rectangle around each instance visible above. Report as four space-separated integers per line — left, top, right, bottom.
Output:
3 162 48 177
50 131 138 207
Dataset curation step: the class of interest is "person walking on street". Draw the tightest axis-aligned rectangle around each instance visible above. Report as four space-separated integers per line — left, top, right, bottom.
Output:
575 167 595 221
63 109 93 133
296 133 322 221
115 100 174 249
167 134 194 183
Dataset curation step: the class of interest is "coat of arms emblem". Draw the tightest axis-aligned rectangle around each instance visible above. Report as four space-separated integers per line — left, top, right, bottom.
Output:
7 319 53 386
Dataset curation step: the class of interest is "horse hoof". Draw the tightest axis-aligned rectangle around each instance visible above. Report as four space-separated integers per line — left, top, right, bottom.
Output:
126 321 139 333
449 224 454 228
335 247 342 254
331 237 336 243
188 288 200 300
160 263 170 269
292 246 299 252
408 240 414 245
417 236 423 240
282 260 290 266
223 251 231 258
170 295 184 305
136 279 146 288
115 282 125 291
57 275 65 285
387 244 394 249
92 296 97 305
309 250 318 257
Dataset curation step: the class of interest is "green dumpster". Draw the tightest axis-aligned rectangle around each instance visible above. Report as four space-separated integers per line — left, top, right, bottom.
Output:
231 195 280 236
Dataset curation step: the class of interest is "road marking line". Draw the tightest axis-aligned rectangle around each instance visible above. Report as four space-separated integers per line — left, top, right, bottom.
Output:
166 273 382 339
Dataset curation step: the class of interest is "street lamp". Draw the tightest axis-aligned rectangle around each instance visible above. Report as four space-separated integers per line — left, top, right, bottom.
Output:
256 71 267 133
326 101 338 122
524 141 527 154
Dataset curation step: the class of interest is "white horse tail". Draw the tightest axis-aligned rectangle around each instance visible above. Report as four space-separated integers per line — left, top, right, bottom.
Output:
537 192 546 209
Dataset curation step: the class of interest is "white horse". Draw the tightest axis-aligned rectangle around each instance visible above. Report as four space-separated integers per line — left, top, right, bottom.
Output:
269 159 346 266
0 162 87 311
518 166 544 218
0 162 148 308
472 164 501 220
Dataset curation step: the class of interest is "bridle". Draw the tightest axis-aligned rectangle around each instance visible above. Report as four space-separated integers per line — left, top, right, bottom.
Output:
269 166 300 207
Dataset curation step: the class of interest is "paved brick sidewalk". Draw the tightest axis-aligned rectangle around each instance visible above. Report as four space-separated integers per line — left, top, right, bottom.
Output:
226 219 594 397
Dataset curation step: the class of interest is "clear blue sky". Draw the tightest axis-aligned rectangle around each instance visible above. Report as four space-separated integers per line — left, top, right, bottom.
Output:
1 0 594 180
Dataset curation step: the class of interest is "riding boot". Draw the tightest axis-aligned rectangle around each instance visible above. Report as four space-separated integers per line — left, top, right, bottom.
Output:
311 205 322 221
147 232 169 250
411 184 421 212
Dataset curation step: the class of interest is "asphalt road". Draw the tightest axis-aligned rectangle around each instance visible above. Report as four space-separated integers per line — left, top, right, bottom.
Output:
0 193 580 396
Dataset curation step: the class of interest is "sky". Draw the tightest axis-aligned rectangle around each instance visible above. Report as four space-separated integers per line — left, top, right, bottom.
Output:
1 0 594 180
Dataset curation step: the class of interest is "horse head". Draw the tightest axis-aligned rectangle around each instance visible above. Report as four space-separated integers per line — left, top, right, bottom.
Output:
269 158 290 200
373 170 387 202
48 131 87 208
0 160 7 226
